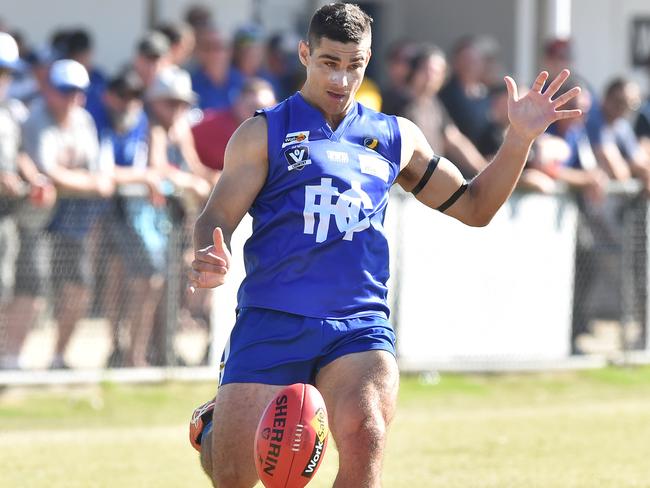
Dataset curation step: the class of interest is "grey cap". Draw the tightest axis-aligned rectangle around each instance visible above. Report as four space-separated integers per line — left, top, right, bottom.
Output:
147 66 196 104
138 31 170 59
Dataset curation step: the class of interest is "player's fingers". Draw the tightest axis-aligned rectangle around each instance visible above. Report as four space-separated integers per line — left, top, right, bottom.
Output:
212 227 228 254
543 68 570 99
195 248 228 267
504 76 519 102
531 71 549 93
552 86 581 108
192 260 228 275
188 269 225 288
554 109 583 121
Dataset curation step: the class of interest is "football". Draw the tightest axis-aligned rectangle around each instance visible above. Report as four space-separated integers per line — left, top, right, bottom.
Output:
254 383 329 488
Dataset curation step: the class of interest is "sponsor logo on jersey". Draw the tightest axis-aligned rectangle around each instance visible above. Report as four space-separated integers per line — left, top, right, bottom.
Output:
326 150 349 163
285 145 312 171
282 130 310 148
358 154 389 182
364 137 379 150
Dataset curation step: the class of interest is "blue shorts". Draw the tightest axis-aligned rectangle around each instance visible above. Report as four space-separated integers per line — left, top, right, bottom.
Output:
219 307 396 386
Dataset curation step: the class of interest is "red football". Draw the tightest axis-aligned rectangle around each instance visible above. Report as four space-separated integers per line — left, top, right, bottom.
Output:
254 383 329 488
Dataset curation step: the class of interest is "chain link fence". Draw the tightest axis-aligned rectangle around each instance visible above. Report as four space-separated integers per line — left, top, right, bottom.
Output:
0 188 211 373
571 184 648 357
1 185 649 381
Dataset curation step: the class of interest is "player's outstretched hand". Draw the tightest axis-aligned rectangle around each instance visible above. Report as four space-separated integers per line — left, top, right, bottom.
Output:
189 227 231 290
505 69 582 142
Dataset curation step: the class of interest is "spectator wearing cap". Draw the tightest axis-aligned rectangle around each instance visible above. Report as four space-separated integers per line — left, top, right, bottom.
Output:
147 66 212 203
400 44 486 178
133 31 171 89
232 25 266 80
439 36 491 146
190 28 244 110
63 28 107 126
21 58 114 369
192 77 276 173
147 66 214 364
156 22 196 69
0 32 56 370
95 69 167 367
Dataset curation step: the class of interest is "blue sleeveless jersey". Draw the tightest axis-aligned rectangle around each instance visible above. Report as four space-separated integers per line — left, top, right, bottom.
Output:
237 92 402 319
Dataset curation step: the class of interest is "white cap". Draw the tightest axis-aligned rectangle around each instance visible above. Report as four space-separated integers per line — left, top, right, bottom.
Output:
147 66 196 104
49 59 90 91
0 32 20 70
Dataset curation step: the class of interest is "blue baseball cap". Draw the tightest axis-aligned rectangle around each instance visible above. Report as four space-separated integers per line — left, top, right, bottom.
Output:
49 59 89 92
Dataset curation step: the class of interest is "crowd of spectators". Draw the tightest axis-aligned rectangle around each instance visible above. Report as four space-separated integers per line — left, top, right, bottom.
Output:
1 6 650 369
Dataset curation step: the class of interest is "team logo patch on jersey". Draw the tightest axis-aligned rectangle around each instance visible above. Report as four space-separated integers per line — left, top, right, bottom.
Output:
358 154 389 182
363 137 379 150
282 130 310 148
285 145 312 171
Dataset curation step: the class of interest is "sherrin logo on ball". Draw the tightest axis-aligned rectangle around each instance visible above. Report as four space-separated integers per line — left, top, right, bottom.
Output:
255 384 329 488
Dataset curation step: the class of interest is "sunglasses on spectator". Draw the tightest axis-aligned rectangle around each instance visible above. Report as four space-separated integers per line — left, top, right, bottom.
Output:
159 98 189 108
115 89 144 101
53 84 85 95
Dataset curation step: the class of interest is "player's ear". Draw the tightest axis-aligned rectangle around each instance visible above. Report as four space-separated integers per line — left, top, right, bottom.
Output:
298 40 310 68
366 48 372 67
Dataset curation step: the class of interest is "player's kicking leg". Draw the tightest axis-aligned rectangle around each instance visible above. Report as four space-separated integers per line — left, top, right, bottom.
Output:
316 350 400 488
190 383 283 488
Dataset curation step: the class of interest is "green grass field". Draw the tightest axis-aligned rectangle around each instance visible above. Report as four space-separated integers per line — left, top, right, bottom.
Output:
2 367 650 487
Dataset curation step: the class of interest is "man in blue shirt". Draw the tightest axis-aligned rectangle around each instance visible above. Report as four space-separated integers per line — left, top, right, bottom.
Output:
95 69 167 367
190 28 244 110
189 4 582 486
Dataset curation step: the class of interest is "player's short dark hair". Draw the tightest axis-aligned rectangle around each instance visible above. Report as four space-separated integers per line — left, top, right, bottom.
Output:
307 3 373 50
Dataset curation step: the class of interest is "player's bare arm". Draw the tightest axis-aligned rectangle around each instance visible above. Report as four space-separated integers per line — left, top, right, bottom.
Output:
396 69 582 226
190 115 269 289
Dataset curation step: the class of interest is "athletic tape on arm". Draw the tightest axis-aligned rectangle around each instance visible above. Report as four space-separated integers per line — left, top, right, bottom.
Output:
410 155 440 196
437 181 469 212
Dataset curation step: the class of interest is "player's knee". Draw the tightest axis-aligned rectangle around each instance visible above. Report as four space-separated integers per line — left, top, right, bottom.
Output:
337 409 388 453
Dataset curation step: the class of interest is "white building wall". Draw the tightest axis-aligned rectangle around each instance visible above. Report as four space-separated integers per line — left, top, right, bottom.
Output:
2 0 149 76
572 0 650 95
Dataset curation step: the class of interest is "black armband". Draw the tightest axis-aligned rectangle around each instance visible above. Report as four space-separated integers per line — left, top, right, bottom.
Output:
437 181 469 212
410 155 440 196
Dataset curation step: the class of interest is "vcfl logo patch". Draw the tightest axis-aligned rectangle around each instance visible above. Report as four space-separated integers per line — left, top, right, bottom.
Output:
285 145 312 171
